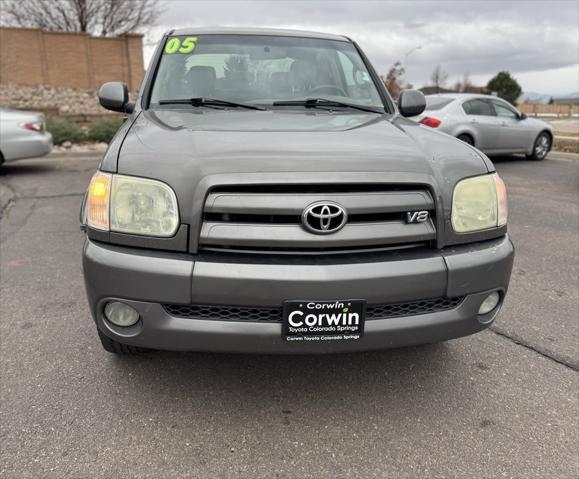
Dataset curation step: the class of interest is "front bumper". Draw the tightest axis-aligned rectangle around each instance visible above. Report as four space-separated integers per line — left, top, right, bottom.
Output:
83 236 514 353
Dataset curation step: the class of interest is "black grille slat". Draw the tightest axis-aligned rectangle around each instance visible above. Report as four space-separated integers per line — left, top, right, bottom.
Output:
163 297 464 322
204 211 409 225
200 241 428 255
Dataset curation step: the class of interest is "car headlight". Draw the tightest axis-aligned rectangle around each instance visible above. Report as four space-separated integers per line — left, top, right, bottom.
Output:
451 173 507 233
87 172 179 237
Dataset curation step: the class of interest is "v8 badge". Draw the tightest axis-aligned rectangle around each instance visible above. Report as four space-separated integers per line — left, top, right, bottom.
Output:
406 210 429 223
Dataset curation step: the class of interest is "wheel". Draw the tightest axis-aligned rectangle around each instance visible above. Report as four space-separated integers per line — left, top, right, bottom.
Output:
97 329 149 355
527 132 551 161
457 134 474 146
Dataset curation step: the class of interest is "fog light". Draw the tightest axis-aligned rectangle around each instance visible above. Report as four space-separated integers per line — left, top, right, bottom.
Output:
104 301 140 327
478 292 500 315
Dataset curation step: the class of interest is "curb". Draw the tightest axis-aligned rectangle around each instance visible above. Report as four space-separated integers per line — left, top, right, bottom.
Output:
548 151 579 162
49 151 104 159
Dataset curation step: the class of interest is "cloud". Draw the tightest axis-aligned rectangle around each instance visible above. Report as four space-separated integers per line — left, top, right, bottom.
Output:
146 0 579 94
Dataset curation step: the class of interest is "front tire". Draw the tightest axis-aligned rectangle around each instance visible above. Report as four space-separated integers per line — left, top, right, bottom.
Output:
97 329 149 355
527 132 551 161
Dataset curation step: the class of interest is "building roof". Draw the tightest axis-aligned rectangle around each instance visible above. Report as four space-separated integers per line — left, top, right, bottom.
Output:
169 27 350 42
553 97 579 105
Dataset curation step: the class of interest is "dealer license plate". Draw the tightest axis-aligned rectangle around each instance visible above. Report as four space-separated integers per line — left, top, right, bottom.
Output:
282 300 365 342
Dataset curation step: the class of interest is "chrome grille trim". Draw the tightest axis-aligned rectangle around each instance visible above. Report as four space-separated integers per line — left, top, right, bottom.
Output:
200 220 435 249
205 190 434 216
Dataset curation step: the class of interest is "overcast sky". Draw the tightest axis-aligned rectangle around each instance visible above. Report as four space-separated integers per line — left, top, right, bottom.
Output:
146 0 579 95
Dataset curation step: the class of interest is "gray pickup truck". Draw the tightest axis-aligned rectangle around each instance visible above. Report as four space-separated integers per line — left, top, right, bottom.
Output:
81 28 514 355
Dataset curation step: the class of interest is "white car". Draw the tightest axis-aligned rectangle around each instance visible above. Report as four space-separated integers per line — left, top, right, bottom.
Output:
415 94 553 160
0 108 53 166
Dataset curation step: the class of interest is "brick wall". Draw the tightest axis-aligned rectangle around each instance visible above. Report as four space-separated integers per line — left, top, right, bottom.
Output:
0 27 144 90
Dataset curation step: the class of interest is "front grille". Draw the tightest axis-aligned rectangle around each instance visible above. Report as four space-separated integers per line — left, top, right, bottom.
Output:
163 297 464 322
199 184 437 254
366 297 464 318
165 304 279 322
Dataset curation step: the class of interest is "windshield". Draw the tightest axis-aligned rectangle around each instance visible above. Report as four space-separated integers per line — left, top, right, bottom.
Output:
149 34 384 110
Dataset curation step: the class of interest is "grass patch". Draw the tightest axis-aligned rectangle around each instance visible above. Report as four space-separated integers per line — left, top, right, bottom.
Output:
87 117 124 143
46 118 86 145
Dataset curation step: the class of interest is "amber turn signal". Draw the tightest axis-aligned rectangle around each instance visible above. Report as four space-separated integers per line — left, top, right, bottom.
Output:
87 171 112 231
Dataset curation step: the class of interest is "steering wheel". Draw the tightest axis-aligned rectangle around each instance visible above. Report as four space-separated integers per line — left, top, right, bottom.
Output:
308 85 348 97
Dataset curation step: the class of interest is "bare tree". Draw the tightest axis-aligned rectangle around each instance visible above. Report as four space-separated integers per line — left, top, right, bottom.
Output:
382 61 408 100
0 0 160 36
430 64 449 93
453 72 474 93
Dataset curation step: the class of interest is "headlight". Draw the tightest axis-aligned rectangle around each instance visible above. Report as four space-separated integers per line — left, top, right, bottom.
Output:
87 172 179 237
451 173 507 233
110 175 179 236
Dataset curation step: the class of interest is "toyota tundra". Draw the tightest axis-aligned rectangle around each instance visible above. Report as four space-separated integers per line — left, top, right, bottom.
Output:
81 28 514 354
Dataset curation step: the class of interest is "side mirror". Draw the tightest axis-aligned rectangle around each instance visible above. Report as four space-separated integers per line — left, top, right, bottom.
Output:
98 82 133 113
398 89 426 117
519 112 527 120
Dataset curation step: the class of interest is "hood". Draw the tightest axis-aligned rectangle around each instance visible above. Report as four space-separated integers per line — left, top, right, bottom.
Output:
101 108 491 228
124 109 433 176
111 108 489 175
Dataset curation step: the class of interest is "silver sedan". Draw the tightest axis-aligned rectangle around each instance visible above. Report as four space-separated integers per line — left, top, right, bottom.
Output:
0 108 53 166
414 94 553 160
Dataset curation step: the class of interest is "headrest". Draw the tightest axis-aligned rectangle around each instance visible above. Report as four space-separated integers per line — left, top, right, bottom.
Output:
186 65 216 83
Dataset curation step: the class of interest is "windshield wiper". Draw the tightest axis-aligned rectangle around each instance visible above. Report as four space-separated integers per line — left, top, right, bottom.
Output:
273 98 383 114
159 97 265 111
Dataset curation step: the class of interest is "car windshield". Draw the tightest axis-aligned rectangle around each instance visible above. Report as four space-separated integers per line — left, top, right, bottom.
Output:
149 34 384 110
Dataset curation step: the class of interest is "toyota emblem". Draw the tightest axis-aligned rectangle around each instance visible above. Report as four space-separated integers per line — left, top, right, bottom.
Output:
301 201 348 234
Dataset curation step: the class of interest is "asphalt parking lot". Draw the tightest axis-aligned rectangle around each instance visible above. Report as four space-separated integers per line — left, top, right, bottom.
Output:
0 152 577 478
